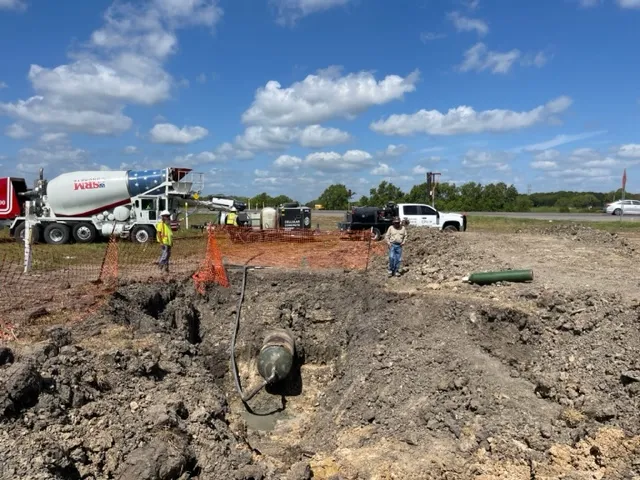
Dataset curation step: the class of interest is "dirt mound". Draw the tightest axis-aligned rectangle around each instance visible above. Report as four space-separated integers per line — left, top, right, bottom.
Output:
2 269 640 478
519 224 635 255
372 227 511 284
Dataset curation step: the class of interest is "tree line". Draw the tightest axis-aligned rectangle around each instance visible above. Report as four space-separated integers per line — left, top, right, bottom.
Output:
203 182 634 212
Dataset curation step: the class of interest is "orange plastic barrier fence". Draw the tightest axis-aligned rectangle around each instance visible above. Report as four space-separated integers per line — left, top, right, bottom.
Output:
0 226 378 339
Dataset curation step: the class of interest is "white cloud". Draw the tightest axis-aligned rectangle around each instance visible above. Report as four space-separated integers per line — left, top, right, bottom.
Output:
39 132 68 144
462 150 512 171
5 123 31 139
371 162 396 176
304 149 373 172
174 151 224 166
412 165 428 175
270 0 353 25
519 130 607 152
123 145 138 154
420 32 446 42
377 144 408 158
274 154 303 170
0 0 26 11
149 123 208 144
0 0 223 135
233 124 351 153
534 149 560 161
531 160 558 170
617 144 640 158
617 0 640 8
459 43 521 74
520 51 549 68
370 96 572 136
15 144 90 173
447 11 489 36
196 73 208 84
579 0 601 6
0 81 7 89
254 169 270 177
242 66 419 127
298 124 351 148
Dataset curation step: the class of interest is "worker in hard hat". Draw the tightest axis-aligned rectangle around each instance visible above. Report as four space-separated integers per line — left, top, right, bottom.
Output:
384 216 407 277
225 206 238 226
156 210 173 272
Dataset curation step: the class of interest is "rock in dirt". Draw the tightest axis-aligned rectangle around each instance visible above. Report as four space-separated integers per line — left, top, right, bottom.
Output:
117 431 193 480
1 361 41 416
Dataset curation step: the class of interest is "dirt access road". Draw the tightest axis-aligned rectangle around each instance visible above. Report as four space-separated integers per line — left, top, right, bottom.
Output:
1 223 640 479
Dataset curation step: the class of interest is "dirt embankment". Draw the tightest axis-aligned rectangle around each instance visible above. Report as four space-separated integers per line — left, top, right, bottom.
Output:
1 254 640 479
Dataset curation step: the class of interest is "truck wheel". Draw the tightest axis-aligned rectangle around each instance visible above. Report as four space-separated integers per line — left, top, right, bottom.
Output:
371 228 381 241
131 225 155 244
43 223 71 245
13 222 41 243
443 224 459 232
72 223 97 243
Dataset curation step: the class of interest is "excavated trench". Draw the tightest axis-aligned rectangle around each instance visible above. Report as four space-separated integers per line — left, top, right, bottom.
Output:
1 269 640 479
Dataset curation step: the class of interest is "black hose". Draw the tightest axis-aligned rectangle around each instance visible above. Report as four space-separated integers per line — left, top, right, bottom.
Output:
230 265 276 404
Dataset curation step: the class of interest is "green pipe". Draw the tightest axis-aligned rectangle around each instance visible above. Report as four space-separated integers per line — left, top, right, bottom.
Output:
464 269 533 285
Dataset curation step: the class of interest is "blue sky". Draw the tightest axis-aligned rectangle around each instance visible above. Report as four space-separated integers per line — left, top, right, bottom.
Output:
1 0 639 202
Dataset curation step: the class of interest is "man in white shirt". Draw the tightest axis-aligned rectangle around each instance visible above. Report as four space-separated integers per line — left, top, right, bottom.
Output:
384 216 407 277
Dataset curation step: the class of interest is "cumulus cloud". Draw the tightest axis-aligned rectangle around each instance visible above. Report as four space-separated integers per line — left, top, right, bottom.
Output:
174 151 224 167
273 154 303 170
39 133 68 144
149 123 208 144
304 149 374 172
617 144 640 158
5 123 31 139
123 145 138 154
518 130 607 152
370 96 572 136
377 144 408 158
0 0 223 135
617 0 640 8
531 160 558 170
0 81 7 89
371 162 396 176
459 43 521 74
270 0 353 25
242 66 419 127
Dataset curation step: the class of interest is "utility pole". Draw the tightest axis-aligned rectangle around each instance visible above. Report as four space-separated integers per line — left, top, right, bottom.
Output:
426 172 441 208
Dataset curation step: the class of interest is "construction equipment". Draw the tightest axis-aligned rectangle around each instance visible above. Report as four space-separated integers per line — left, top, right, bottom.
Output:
1 167 203 244
463 269 534 285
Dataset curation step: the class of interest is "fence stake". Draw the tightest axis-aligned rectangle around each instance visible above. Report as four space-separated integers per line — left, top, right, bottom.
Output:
23 219 33 274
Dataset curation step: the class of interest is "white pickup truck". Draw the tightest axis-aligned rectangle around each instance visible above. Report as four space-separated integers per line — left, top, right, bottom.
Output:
339 202 467 240
397 203 467 232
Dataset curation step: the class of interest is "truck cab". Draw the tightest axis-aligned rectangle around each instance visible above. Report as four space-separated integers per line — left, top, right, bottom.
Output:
397 203 467 232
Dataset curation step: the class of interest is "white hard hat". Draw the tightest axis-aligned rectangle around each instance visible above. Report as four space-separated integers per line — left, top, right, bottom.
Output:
161 210 171 216
230 207 237 212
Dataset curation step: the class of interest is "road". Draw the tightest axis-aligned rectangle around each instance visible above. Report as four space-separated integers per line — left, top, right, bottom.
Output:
308 210 640 222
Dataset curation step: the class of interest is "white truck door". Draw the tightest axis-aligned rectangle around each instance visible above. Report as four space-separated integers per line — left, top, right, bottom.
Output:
418 204 439 227
400 205 420 226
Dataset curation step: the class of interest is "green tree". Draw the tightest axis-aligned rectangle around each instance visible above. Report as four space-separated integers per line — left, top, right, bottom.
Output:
368 181 405 206
514 195 533 212
317 184 350 210
271 195 294 206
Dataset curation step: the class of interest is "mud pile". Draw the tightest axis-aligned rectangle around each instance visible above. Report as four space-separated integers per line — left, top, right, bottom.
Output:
372 227 511 284
1 270 640 479
519 224 635 255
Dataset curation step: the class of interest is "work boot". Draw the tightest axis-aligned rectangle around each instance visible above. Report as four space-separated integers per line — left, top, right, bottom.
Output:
388 270 393 277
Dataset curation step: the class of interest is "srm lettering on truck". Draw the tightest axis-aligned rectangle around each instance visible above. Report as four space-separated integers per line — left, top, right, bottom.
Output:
73 179 106 190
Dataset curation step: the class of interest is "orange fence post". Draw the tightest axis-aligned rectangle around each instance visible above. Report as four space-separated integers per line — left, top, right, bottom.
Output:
98 234 119 287
193 226 230 293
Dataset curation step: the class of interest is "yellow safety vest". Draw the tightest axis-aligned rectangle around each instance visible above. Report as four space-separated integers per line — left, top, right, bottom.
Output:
156 221 173 247
226 212 237 225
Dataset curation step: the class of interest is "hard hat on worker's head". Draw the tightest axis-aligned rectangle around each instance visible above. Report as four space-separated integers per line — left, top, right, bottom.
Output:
160 210 171 217
230 207 237 212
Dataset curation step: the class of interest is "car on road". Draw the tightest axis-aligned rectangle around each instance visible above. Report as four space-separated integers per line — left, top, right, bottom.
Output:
604 200 640 215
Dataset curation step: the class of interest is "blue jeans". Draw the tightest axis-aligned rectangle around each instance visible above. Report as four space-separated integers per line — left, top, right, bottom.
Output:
159 245 171 266
388 243 402 274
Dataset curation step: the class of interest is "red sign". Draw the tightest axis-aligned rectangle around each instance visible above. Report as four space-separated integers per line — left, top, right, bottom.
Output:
0 178 21 219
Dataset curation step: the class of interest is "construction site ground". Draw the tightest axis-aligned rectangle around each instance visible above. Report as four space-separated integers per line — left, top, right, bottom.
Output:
2 220 640 479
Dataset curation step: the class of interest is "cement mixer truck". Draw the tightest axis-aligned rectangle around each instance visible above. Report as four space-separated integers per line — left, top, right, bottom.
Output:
0 167 203 244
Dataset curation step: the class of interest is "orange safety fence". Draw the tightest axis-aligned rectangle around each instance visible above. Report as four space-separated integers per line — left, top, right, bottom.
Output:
0 225 381 340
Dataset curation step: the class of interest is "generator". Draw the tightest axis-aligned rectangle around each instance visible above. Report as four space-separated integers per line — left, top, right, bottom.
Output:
278 202 311 230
